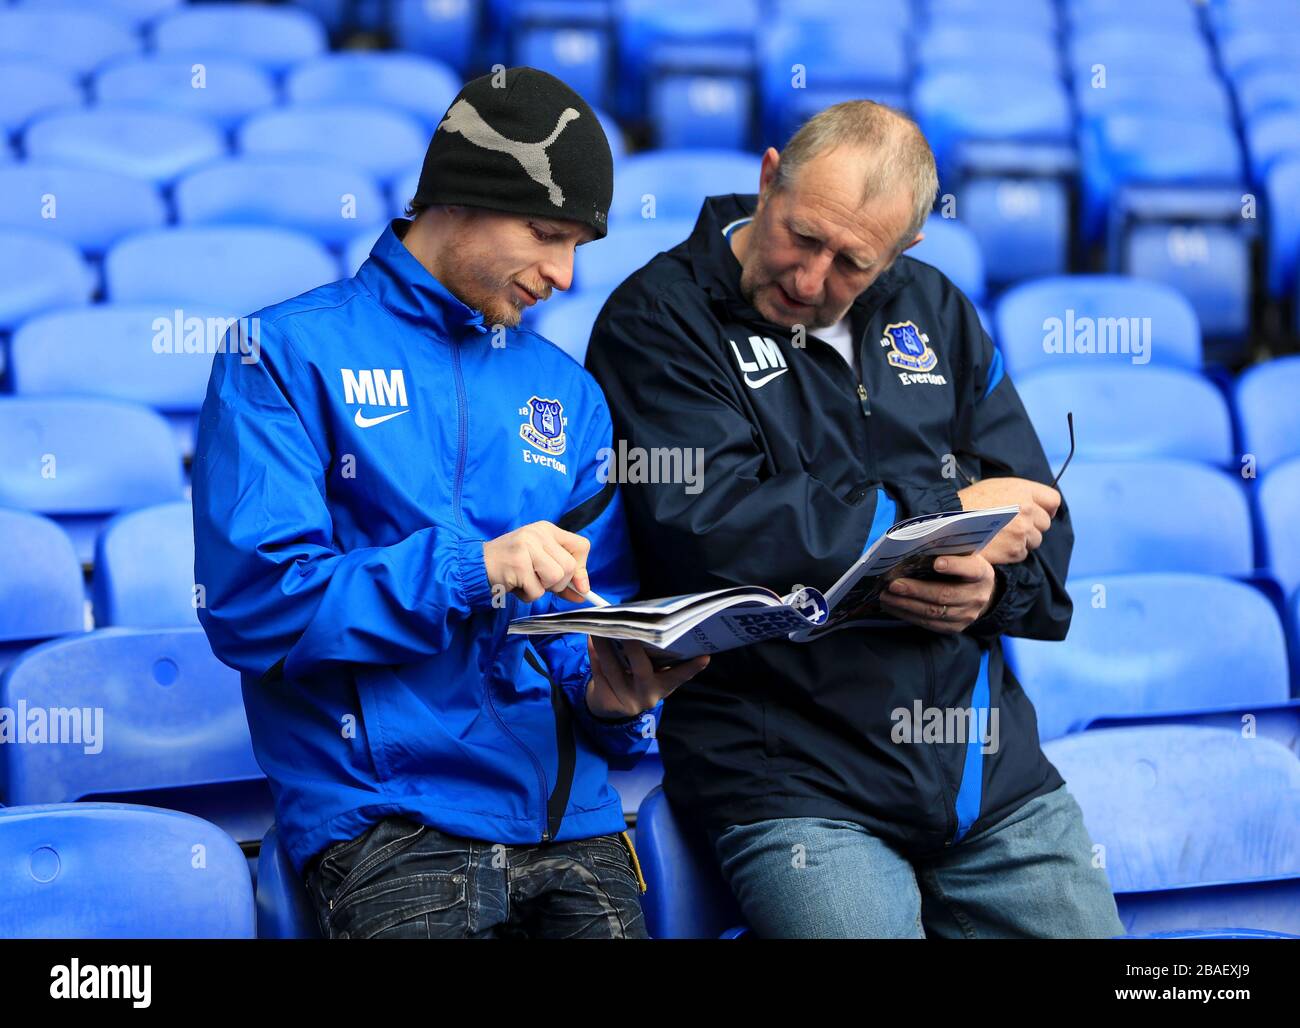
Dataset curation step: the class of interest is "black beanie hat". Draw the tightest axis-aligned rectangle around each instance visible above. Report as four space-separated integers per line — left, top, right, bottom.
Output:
413 66 612 239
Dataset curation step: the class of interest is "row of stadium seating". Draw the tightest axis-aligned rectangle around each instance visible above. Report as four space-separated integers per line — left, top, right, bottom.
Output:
1 0 1298 356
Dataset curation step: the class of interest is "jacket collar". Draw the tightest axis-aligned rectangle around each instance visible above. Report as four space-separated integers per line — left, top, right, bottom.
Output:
355 218 490 338
685 194 916 334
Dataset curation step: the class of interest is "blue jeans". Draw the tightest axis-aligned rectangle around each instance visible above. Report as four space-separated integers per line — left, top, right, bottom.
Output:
709 784 1126 938
304 816 648 938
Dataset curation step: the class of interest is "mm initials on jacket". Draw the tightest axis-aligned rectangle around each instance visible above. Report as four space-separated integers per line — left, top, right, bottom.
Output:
341 368 410 428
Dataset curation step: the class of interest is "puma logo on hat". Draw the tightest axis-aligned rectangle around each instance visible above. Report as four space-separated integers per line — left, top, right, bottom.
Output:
437 99 581 207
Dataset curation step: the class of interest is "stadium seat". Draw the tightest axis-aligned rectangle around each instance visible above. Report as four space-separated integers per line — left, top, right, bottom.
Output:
0 7 140 77
917 26 1059 78
608 746 664 819
0 397 185 564
957 177 1069 287
1123 222 1251 343
913 72 1072 181
0 61 82 138
1043 727 1300 935
238 103 427 188
1067 27 1213 81
24 108 226 185
1236 354 1300 473
152 3 328 75
1006 574 1289 742
1246 109 1300 183
994 275 1201 379
1018 366 1235 465
0 627 273 846
1067 0 1198 31
10 303 227 458
1057 460 1254 579
0 509 84 669
16 0 184 30
1234 68 1300 121
0 803 255 938
92 501 198 628
93 55 277 132
104 226 340 315
285 52 460 131
908 217 986 304
931 0 1054 29
610 149 756 224
389 0 479 73
1257 457 1300 599
532 293 608 363
650 70 753 151
1074 73 1234 123
345 226 385 277
635 787 747 939
0 231 94 333
515 15 613 114
256 824 320 939
1217 29 1300 82
175 157 388 249
1265 156 1300 301
0 164 166 255
574 218 692 297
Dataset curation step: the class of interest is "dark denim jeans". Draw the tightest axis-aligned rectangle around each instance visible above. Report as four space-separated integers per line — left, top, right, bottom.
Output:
304 816 648 939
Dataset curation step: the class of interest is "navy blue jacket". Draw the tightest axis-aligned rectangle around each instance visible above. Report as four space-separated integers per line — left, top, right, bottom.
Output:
585 195 1073 857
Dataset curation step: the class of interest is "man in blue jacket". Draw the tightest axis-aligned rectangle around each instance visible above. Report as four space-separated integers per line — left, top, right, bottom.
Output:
192 67 705 939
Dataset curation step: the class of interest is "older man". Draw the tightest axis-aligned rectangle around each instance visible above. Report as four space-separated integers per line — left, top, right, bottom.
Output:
585 101 1123 938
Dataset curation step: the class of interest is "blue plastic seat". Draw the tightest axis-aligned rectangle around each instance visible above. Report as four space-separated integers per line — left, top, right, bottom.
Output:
610 149 756 224
1057 459 1254 579
1238 355 1300 476
256 824 320 939
1235 68 1300 121
0 509 84 669
994 275 1201 379
0 164 166 255
93 55 276 132
10 303 226 458
1124 223 1251 342
1218 29 1300 81
1021 365 1233 464
0 397 185 564
0 60 82 137
92 501 197 628
1246 109 1300 182
514 10 613 113
1006 574 1288 742
175 157 387 249
1043 726 1300 936
1068 27 1213 80
650 72 752 151
0 230 93 334
1259 457 1300 600
389 0 478 73
285 51 461 131
105 226 340 315
1066 0 1198 31
532 293 609 364
0 627 272 846
917 26 1060 78
152 4 327 75
238 102 427 188
344 226 385 277
17 0 184 30
958 177 1069 286
608 746 664 818
908 217 985 304
24 108 226 185
1265 156 1300 301
0 802 255 938
574 218 692 297
635 787 747 939
0 8 140 77
1074 73 1233 123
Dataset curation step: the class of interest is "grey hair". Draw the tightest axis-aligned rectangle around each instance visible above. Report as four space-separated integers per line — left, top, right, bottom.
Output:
769 100 938 252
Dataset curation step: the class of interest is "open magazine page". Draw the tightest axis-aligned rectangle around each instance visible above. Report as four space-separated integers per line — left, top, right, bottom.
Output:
791 506 1019 640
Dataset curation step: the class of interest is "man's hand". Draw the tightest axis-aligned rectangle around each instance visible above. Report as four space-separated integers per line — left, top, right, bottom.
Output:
483 521 592 603
877 553 997 634
585 637 709 720
958 477 1061 565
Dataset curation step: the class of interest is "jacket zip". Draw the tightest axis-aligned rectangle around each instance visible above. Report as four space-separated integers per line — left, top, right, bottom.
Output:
525 646 577 842
450 340 468 529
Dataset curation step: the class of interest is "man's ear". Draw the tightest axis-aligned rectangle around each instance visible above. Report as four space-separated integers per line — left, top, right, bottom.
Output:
900 231 925 253
755 147 781 208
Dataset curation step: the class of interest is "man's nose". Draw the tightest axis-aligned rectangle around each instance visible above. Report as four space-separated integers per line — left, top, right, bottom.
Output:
539 251 575 293
793 251 833 302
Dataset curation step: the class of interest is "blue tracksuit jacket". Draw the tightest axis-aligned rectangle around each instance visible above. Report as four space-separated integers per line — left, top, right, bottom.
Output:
191 218 652 876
